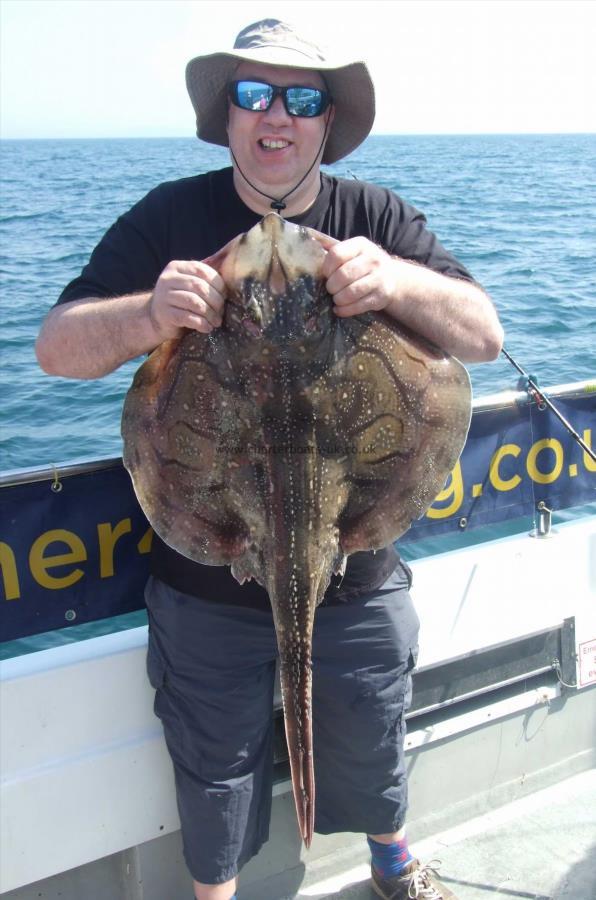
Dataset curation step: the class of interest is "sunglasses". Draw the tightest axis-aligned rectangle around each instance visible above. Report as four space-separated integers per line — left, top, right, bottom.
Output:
228 80 331 118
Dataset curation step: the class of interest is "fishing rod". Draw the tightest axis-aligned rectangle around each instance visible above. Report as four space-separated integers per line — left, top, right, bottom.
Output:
501 346 596 463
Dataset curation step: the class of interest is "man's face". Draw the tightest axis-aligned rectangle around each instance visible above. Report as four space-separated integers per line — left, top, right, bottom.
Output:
227 62 333 199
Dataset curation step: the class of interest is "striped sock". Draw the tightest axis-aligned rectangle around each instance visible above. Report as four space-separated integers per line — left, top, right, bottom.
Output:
367 834 415 878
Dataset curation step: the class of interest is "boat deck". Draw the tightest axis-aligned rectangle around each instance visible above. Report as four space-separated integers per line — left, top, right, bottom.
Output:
294 769 596 900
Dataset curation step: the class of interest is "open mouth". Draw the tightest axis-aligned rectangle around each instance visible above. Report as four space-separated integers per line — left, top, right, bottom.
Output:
259 138 291 151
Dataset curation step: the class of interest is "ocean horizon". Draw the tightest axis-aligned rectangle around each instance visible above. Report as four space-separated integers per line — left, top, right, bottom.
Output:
3 131 595 140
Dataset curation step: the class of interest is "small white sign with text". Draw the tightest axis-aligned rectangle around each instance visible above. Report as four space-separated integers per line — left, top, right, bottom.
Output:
578 637 596 687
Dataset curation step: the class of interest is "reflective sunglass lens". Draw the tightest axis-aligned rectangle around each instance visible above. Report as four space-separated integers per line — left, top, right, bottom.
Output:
235 81 272 111
230 81 328 117
285 88 324 117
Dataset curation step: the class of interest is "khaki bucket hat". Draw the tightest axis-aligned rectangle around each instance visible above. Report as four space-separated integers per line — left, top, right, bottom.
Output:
185 18 375 164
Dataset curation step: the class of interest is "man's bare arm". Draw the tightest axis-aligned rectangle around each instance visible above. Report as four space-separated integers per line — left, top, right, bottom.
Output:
35 260 227 379
320 236 504 363
371 257 503 363
37 292 156 379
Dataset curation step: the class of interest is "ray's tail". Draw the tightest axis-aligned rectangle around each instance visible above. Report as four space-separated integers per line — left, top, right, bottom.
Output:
277 632 315 847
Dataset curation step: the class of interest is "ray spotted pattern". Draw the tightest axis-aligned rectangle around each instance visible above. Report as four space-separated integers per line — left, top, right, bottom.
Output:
122 214 472 846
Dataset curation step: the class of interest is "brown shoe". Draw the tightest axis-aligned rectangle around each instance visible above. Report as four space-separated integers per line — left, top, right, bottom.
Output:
371 858 457 899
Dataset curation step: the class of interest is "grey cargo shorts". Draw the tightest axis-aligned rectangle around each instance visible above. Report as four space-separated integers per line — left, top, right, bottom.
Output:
144 561 419 885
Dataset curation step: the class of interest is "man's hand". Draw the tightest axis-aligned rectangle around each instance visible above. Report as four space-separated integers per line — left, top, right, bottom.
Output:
36 258 228 380
312 231 503 362
321 237 398 317
149 260 227 341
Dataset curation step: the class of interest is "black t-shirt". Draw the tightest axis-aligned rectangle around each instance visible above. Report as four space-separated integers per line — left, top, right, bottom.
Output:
58 167 474 608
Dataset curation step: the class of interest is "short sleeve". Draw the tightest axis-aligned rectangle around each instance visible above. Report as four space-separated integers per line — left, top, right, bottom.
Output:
377 193 475 283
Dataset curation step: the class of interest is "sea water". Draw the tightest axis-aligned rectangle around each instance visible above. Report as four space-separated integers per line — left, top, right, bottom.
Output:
1 133 595 472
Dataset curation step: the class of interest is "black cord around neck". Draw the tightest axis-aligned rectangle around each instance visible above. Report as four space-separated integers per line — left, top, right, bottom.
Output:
230 113 331 214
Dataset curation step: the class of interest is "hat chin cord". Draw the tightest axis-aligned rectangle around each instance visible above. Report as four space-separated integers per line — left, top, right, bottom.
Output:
230 113 331 215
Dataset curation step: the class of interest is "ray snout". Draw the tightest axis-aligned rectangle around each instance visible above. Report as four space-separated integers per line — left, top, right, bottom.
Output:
222 214 326 290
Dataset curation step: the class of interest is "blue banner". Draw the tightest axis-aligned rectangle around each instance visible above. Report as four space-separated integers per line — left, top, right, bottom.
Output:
1 466 152 643
1 390 594 642
410 390 596 537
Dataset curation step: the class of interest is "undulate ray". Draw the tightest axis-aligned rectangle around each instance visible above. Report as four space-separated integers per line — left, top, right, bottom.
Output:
122 214 472 847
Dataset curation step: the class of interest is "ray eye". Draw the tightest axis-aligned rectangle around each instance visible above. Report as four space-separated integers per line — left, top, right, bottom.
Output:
247 298 262 323
242 317 262 337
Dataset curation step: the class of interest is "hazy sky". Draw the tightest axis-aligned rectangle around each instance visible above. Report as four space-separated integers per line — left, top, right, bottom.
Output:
1 0 595 139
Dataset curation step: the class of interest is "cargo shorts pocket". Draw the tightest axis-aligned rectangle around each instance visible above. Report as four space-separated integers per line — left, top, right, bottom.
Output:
397 559 413 591
146 635 167 691
403 645 418 715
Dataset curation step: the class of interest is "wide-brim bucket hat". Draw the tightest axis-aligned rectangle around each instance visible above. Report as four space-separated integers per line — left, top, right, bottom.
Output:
185 18 375 164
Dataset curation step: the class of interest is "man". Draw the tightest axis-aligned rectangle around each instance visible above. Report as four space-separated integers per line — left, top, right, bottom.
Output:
36 19 503 900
